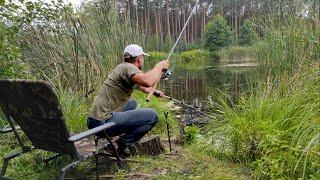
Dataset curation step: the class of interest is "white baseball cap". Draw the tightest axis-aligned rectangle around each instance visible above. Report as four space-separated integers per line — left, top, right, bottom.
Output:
124 44 150 57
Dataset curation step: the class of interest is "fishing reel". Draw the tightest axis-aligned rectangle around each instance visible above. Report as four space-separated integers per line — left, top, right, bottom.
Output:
162 69 172 80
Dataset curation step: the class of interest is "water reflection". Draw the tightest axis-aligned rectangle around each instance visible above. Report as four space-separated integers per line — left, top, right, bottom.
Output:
151 61 255 110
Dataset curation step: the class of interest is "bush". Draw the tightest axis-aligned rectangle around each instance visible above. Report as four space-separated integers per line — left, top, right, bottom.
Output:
204 14 233 52
179 49 211 63
163 35 174 52
238 20 257 46
220 45 257 61
185 125 200 144
179 49 212 69
217 69 320 179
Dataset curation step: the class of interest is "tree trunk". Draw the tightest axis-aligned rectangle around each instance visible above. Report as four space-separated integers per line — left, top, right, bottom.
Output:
135 1 139 33
133 136 165 156
166 0 171 38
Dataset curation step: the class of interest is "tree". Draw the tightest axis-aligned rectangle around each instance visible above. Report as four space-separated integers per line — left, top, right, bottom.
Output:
204 14 232 52
238 19 256 46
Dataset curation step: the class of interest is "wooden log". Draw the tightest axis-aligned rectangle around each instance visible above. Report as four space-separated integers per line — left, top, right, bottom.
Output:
133 136 165 156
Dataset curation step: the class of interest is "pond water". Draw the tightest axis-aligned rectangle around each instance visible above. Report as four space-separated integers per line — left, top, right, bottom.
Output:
145 59 257 112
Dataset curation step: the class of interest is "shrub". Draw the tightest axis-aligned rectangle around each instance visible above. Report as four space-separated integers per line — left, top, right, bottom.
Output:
179 49 211 63
185 125 200 144
238 20 257 46
220 45 257 61
204 14 233 52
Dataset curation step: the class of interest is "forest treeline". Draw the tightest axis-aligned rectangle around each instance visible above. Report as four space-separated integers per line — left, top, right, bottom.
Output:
113 0 319 50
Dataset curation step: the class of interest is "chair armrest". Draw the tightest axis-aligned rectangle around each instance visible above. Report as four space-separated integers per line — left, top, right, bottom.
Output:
67 122 116 142
0 126 21 134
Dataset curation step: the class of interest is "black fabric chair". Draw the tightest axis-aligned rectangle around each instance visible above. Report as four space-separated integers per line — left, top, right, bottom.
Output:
0 79 122 179
0 125 20 134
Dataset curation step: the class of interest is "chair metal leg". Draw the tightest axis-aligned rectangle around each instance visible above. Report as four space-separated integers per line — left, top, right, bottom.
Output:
44 153 62 166
103 134 125 169
94 137 99 180
59 160 80 180
1 148 31 176
0 126 20 134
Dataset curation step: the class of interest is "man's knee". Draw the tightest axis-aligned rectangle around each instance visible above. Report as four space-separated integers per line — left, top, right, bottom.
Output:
128 99 137 107
146 108 158 125
124 99 137 111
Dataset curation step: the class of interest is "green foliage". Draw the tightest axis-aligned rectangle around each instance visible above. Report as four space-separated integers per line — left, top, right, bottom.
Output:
179 49 212 69
256 17 320 77
220 45 257 61
186 39 204 51
0 0 68 79
210 17 320 179
147 51 167 62
163 35 174 52
0 22 23 78
148 34 160 51
184 125 200 144
204 14 233 52
57 89 90 133
20 1 145 91
133 91 179 138
216 69 320 179
180 49 211 63
238 20 257 46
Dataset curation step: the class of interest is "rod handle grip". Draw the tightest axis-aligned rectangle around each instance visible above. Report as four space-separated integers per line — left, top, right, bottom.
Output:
146 81 159 102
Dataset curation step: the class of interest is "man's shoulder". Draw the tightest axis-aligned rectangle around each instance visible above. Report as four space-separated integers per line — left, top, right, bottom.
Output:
117 62 140 72
120 62 137 68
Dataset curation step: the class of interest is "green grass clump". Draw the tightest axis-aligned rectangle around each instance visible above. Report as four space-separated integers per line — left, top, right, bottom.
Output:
218 69 319 179
179 49 212 70
57 89 91 133
115 140 250 179
220 45 257 61
210 16 320 179
133 91 180 138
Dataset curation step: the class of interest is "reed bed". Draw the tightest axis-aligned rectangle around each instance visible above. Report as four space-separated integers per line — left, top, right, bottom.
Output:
20 1 145 95
212 16 320 179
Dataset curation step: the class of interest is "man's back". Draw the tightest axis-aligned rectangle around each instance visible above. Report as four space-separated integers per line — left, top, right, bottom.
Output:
90 62 141 121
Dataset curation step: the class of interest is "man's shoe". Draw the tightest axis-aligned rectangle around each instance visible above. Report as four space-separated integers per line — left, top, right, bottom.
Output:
103 143 131 158
118 146 131 158
103 143 117 156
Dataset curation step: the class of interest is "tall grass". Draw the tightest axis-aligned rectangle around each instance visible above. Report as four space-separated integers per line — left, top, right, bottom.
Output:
20 1 145 95
210 16 320 179
254 16 320 77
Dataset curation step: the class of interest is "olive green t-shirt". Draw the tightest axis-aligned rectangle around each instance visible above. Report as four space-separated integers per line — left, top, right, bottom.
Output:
89 62 142 121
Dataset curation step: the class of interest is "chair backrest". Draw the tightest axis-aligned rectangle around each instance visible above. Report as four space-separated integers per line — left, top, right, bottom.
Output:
0 79 77 157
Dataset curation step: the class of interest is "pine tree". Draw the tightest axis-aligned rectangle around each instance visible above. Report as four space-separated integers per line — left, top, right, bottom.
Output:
204 14 233 52
238 19 257 46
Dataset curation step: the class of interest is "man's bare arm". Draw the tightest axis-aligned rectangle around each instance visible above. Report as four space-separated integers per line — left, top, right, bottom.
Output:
131 60 169 87
138 86 152 93
139 86 164 97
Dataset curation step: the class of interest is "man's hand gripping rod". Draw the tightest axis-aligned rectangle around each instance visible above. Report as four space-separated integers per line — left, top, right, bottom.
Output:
146 0 200 102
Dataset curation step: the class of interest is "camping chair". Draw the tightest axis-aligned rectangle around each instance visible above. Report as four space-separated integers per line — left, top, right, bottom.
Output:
0 79 123 179
0 125 20 134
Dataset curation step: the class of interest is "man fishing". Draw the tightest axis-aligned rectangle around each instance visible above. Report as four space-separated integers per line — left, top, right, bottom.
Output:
87 44 169 157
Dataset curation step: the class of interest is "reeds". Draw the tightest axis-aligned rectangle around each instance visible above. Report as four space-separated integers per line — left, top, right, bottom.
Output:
20 1 145 95
211 16 320 179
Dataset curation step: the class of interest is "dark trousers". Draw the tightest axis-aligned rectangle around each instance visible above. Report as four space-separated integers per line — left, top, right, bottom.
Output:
87 99 158 147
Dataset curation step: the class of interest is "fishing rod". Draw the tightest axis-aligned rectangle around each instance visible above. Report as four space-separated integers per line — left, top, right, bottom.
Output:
162 94 215 116
163 95 201 112
146 0 200 102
